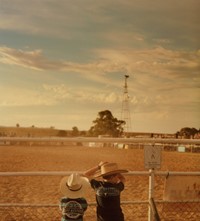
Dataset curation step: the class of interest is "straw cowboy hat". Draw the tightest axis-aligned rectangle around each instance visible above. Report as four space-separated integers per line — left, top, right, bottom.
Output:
94 162 128 178
60 173 90 199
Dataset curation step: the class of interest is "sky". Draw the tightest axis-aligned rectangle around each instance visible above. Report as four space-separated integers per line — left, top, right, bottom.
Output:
0 0 199 133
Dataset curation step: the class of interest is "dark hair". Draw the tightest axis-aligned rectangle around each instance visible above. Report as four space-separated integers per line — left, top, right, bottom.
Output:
102 173 117 180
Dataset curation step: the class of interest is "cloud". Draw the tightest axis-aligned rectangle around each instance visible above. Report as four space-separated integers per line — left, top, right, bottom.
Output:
0 47 52 70
0 81 121 108
0 46 199 91
0 0 79 37
0 46 101 73
0 0 199 44
0 0 120 38
42 84 120 104
0 85 57 107
0 45 199 118
94 47 200 82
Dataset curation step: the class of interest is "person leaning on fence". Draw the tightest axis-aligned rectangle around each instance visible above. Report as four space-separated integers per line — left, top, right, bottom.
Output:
84 162 128 221
59 173 90 221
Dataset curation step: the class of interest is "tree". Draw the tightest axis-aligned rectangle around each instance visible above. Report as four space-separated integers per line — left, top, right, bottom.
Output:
88 110 125 137
57 130 67 137
71 126 79 137
178 127 198 138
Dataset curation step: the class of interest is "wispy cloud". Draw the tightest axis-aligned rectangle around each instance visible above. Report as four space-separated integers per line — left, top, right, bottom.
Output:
0 82 120 108
0 0 199 45
0 85 56 106
0 46 199 96
1 46 199 75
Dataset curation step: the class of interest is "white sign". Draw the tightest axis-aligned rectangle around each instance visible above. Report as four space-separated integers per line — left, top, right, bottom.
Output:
164 176 200 200
144 145 161 169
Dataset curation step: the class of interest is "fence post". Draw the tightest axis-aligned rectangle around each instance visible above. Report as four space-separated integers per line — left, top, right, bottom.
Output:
148 169 155 221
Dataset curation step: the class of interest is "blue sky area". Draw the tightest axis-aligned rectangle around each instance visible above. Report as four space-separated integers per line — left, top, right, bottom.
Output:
0 0 199 133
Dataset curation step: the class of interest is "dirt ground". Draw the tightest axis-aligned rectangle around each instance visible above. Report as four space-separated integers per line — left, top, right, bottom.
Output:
0 145 200 220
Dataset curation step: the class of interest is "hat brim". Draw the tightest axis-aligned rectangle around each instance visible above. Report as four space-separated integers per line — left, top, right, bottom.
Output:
60 176 90 199
94 169 128 178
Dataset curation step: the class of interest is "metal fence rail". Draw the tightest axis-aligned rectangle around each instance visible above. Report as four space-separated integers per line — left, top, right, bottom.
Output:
1 171 200 176
0 199 199 221
0 171 200 221
1 136 200 144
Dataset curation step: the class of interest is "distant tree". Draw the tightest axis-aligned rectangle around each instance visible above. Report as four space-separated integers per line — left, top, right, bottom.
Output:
178 127 198 138
71 126 79 137
88 110 125 137
16 123 20 128
79 130 87 136
57 130 67 137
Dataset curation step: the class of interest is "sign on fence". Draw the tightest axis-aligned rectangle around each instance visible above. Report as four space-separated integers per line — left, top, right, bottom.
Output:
163 176 200 200
144 145 161 169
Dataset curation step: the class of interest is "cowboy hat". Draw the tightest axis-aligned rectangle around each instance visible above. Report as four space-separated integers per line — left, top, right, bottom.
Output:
60 173 90 199
94 162 128 178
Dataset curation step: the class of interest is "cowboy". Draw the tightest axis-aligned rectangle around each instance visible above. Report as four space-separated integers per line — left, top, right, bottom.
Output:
59 173 90 221
84 162 128 221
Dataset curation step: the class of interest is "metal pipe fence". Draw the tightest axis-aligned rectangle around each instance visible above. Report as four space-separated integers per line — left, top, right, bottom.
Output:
1 136 200 144
0 171 200 221
0 137 200 220
0 202 199 221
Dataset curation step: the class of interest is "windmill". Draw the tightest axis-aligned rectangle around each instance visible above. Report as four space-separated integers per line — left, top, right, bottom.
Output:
121 74 132 135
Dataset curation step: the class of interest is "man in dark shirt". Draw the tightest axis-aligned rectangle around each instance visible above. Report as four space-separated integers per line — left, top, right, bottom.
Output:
84 162 128 221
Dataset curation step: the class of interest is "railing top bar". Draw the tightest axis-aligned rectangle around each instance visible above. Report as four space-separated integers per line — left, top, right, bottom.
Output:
0 201 149 207
0 171 77 176
0 203 59 207
0 137 200 144
155 171 200 176
1 200 199 207
156 200 200 203
0 171 200 176
128 171 200 176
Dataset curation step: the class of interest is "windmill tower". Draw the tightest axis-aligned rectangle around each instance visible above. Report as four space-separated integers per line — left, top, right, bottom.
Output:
121 74 132 135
